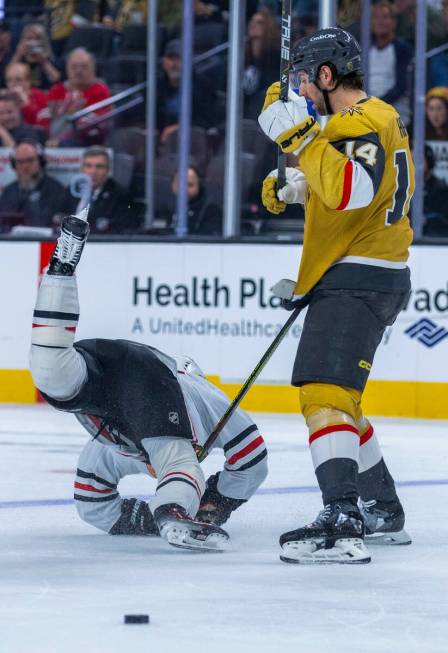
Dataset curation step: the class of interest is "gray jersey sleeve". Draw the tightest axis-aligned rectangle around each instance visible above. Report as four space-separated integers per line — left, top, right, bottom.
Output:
178 371 268 500
75 439 152 533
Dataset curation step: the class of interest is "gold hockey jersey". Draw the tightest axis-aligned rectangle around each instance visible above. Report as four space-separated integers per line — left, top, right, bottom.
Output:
295 96 414 296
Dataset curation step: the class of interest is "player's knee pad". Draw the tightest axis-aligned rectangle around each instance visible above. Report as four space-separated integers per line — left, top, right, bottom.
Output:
300 385 362 473
299 383 362 430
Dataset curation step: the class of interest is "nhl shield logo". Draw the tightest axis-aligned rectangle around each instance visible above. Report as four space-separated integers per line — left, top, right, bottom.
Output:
169 411 179 425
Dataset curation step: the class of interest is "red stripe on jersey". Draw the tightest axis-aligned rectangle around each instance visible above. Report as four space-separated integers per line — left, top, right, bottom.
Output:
336 160 354 210
161 471 202 496
89 415 114 442
309 423 359 445
360 424 374 446
74 481 114 494
32 324 49 328
65 326 76 332
227 436 264 465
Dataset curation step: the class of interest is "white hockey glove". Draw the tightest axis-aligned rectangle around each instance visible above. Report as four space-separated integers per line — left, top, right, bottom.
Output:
258 82 320 156
262 168 308 215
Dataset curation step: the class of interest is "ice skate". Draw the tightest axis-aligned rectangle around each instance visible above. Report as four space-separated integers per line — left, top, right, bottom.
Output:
48 206 90 276
279 501 371 565
154 503 230 552
360 498 412 545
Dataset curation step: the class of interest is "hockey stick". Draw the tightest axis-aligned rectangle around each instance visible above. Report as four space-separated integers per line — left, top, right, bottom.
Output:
277 0 292 189
195 298 307 462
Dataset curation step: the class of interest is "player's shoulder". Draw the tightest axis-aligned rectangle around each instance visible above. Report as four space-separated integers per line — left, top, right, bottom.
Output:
326 96 398 141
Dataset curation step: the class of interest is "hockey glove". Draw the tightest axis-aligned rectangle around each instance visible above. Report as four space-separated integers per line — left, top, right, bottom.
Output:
196 473 246 526
258 82 320 156
109 498 159 536
270 278 304 311
262 167 308 215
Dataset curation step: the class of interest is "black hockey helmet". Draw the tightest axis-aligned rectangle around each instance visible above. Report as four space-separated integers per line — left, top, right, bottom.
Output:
290 27 362 84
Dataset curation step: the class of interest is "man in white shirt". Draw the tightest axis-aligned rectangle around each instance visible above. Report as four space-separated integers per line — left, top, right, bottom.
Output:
369 1 412 124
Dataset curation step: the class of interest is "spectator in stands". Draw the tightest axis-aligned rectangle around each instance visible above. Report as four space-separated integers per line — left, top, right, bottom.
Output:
242 8 280 120
11 23 61 90
0 92 46 147
62 146 136 233
156 39 223 148
5 63 50 132
0 140 66 228
45 0 99 56
422 145 448 237
194 1 227 24
395 0 447 51
428 0 448 87
0 20 13 87
426 87 448 141
337 0 361 34
103 0 148 29
170 165 222 236
45 0 75 56
369 1 413 125
47 48 112 146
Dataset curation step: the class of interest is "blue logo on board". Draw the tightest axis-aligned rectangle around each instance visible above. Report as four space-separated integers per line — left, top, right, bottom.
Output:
405 318 448 348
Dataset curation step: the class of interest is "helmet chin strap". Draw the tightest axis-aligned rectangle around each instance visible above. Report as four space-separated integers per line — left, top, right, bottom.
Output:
314 78 340 115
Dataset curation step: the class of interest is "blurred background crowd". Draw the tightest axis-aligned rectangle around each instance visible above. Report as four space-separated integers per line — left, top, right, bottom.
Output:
0 0 446 238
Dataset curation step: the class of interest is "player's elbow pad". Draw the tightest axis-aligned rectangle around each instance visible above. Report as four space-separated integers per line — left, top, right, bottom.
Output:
336 160 374 211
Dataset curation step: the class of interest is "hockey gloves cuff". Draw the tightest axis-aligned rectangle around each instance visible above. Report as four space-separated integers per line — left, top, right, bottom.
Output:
196 473 246 526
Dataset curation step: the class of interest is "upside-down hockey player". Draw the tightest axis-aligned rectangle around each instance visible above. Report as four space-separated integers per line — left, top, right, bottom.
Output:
29 210 268 552
258 28 412 563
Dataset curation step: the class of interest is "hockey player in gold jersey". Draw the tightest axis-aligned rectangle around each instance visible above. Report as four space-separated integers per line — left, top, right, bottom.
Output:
258 27 412 564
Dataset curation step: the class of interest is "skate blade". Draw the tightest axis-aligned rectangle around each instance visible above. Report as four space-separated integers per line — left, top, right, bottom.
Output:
280 537 371 565
164 524 229 552
366 529 412 546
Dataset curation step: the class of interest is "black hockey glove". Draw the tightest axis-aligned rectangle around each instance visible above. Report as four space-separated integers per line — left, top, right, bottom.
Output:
109 498 159 536
196 473 246 526
281 296 305 311
270 278 307 311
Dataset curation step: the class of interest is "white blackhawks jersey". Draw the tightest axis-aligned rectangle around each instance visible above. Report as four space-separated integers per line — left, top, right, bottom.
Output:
72 351 268 533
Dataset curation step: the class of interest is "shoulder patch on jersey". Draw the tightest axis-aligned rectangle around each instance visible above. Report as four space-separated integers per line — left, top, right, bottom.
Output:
397 116 408 139
340 105 363 117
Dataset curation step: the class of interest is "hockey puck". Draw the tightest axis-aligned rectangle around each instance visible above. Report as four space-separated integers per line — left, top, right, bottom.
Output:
124 614 150 624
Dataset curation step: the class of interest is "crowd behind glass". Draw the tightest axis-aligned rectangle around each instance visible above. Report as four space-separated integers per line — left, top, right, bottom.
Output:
0 0 447 238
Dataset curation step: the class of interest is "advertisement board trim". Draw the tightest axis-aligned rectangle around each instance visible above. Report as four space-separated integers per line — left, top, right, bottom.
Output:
2 369 447 418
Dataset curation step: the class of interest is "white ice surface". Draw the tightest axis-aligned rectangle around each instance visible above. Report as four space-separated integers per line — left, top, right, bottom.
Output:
0 405 447 653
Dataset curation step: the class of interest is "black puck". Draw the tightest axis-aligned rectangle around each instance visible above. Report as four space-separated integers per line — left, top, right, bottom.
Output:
124 614 150 624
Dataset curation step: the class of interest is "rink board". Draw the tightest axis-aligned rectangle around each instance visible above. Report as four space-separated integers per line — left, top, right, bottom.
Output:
1 241 448 417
